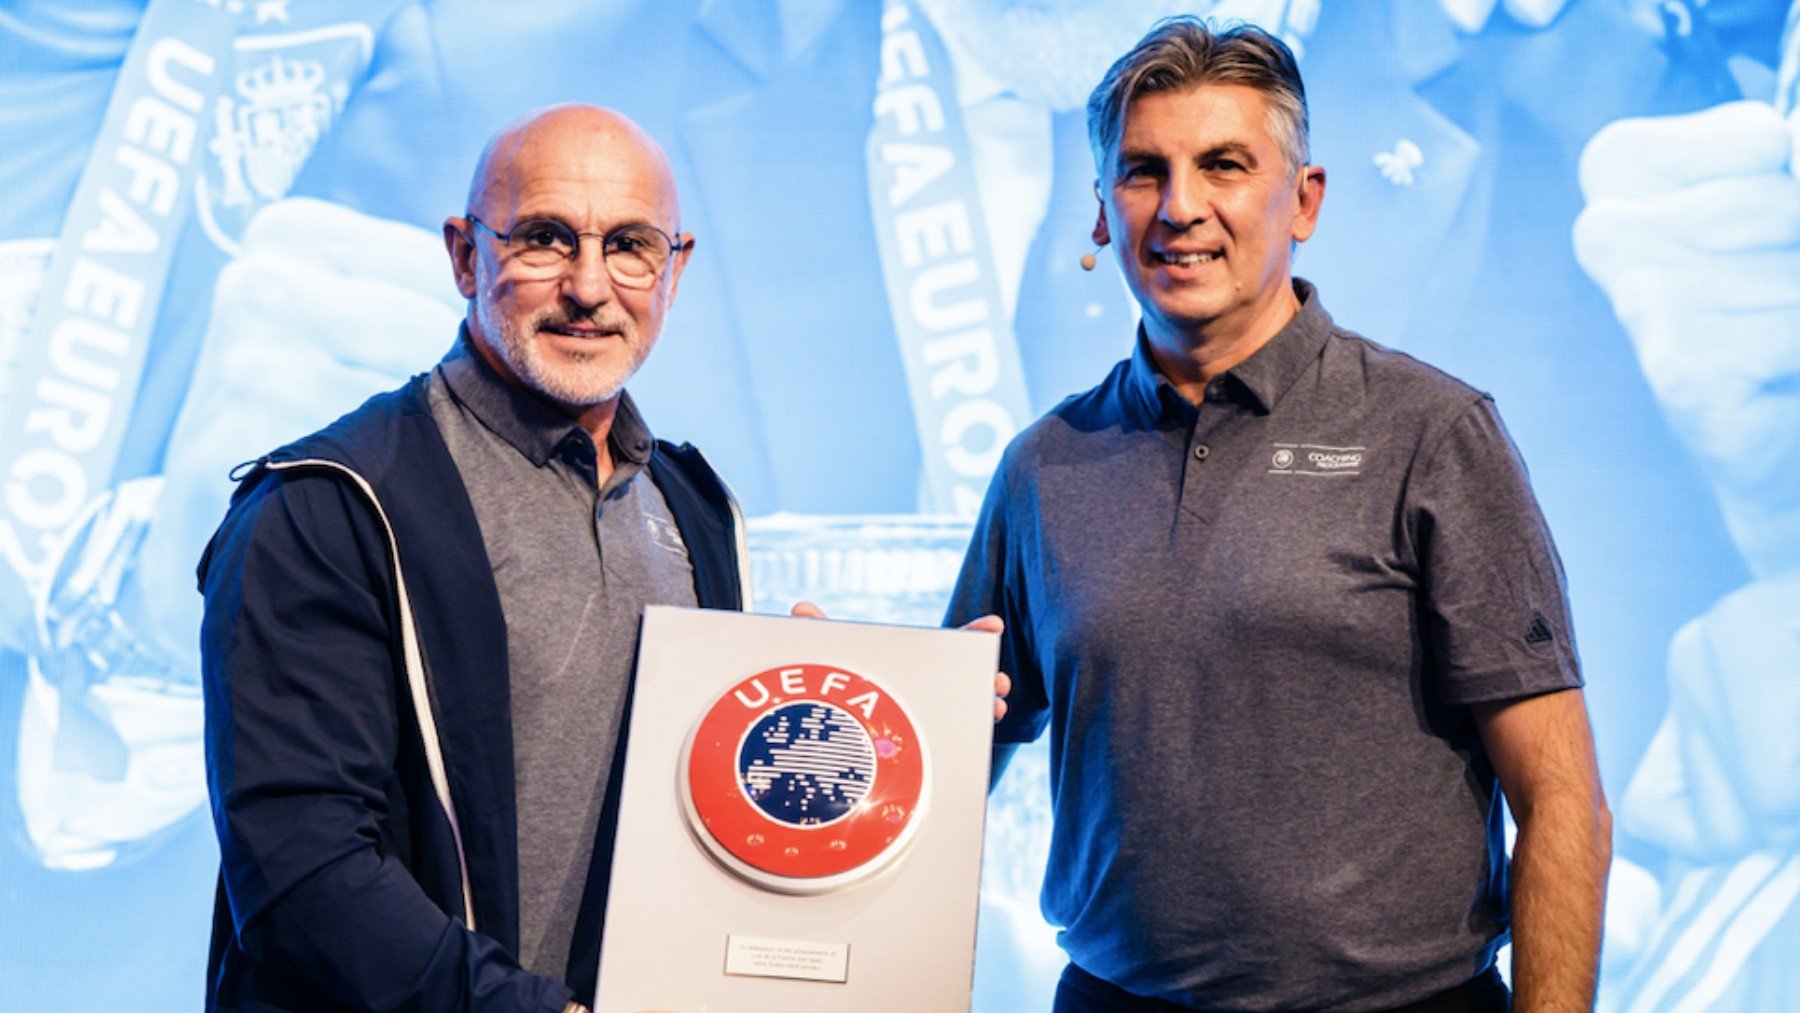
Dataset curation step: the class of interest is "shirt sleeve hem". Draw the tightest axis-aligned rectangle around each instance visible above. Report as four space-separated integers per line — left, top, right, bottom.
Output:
1436 668 1584 707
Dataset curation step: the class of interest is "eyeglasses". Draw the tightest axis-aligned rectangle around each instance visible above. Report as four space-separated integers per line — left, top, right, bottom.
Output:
465 215 687 288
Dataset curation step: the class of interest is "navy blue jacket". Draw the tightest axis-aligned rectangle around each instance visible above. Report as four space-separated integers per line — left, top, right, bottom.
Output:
198 374 746 1011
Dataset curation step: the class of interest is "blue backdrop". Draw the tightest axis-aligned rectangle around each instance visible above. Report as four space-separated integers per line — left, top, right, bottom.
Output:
1 1 1796 1009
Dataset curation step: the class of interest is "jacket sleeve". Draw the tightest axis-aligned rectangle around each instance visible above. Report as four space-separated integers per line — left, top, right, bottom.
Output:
200 470 571 1012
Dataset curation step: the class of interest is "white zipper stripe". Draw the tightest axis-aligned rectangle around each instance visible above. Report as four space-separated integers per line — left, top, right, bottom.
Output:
264 458 476 930
725 484 754 614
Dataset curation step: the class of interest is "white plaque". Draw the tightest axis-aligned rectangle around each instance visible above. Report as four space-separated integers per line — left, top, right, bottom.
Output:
593 607 997 1013
723 936 850 983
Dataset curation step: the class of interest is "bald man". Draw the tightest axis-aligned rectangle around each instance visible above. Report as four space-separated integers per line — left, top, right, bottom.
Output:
198 105 739 1012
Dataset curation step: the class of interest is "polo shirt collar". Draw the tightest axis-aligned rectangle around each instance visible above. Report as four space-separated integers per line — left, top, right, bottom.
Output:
1123 278 1333 421
437 324 656 469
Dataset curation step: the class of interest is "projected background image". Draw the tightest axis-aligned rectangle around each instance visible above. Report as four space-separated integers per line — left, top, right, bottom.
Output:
1 1 1796 1009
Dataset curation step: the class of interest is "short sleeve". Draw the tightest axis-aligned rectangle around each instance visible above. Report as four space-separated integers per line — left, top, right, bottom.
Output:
944 459 1049 745
1409 396 1583 705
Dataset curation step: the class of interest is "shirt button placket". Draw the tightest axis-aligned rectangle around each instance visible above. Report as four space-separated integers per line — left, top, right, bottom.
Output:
1178 407 1211 521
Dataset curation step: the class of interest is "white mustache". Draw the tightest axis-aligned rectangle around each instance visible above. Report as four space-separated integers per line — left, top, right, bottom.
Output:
536 310 634 335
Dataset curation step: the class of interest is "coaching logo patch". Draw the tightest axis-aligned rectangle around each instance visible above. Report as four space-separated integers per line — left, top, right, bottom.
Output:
681 663 927 894
1267 442 1366 477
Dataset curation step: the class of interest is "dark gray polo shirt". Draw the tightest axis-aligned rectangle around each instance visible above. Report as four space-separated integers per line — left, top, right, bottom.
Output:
428 340 697 982
947 280 1581 1010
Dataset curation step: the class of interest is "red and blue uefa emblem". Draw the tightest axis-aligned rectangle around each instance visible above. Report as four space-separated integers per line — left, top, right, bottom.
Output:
681 663 928 894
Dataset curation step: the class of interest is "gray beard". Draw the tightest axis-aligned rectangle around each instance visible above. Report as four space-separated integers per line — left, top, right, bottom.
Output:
476 298 646 408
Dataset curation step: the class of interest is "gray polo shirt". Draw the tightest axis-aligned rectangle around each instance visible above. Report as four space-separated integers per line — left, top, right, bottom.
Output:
428 341 697 982
947 280 1581 1010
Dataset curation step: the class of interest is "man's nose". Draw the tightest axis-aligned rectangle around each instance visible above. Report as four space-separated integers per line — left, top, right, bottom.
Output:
1160 168 1210 229
561 241 616 307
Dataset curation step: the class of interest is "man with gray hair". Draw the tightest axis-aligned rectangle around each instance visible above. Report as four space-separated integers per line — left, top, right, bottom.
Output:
948 17 1611 1011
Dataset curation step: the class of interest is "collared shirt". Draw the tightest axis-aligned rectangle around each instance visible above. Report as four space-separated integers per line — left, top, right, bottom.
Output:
428 335 696 981
947 280 1581 1009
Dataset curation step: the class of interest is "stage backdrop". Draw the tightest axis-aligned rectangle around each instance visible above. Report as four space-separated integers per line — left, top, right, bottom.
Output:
2 1 1796 1009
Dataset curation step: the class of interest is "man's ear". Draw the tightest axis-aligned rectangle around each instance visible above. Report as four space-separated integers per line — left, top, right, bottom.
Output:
444 218 478 299
665 234 695 302
1092 203 1111 247
1291 166 1326 244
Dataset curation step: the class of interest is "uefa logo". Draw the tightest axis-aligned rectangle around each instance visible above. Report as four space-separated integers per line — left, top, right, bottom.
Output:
681 663 928 894
1272 448 1295 469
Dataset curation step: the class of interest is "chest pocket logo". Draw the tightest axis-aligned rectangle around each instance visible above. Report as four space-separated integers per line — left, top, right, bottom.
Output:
1268 443 1366 477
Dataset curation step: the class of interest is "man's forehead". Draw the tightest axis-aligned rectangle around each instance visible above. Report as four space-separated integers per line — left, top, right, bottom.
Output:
495 145 668 202
508 171 670 221
1118 83 1274 151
